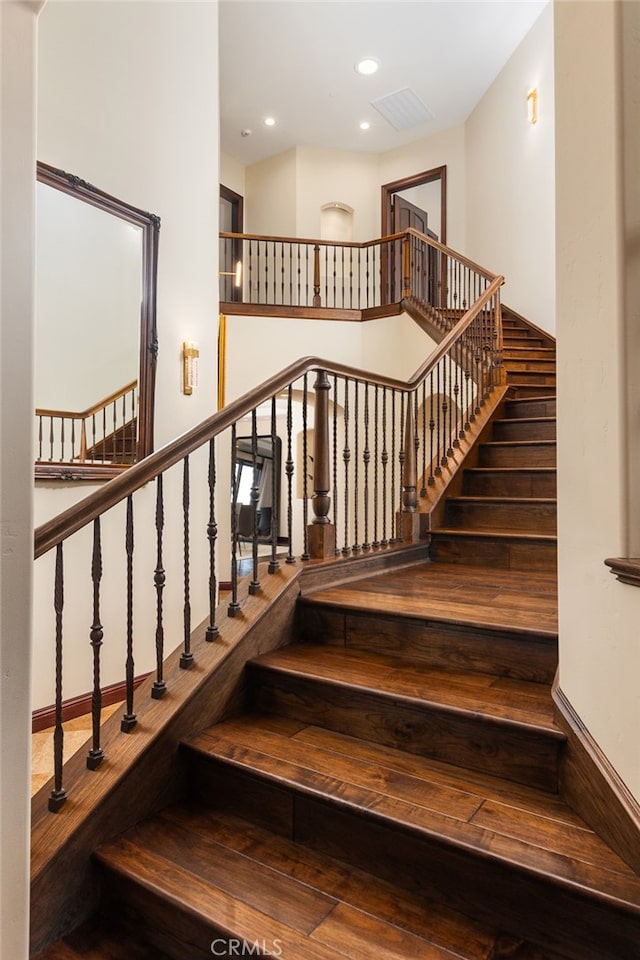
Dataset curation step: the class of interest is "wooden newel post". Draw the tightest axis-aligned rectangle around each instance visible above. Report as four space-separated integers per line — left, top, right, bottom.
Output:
402 235 411 298
399 393 421 541
308 369 335 558
313 244 321 307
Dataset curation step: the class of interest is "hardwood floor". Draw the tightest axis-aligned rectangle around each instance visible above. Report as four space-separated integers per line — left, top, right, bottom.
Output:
34 313 640 960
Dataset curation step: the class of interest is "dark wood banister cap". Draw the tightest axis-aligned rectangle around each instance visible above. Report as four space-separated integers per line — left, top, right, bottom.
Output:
34 274 503 560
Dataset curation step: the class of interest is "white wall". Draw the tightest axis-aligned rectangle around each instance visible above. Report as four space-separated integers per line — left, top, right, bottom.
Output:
466 2 555 331
555 0 640 800
245 148 297 235
0 4 40 956
33 0 220 707
220 150 246 200
295 147 379 241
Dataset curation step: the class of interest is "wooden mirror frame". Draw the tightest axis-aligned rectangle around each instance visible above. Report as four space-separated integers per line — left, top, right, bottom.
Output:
35 161 160 480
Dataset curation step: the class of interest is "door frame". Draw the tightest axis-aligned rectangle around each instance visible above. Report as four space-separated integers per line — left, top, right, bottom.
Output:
381 164 447 244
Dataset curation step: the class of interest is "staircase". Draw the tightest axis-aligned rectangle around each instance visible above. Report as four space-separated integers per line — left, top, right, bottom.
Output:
35 315 640 960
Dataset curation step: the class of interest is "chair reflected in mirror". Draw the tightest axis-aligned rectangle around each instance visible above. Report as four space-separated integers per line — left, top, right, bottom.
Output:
232 436 281 556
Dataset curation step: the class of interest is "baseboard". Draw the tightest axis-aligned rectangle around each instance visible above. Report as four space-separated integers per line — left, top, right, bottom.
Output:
553 679 640 875
32 674 150 733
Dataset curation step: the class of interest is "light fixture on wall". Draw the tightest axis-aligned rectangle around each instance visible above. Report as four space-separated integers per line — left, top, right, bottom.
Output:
527 88 538 125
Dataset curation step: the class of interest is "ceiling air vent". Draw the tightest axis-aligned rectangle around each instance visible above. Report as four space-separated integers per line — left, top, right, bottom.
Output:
371 87 434 131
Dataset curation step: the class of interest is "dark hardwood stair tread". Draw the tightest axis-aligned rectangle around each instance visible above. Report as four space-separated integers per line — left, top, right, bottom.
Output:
432 527 557 541
446 496 557 505
185 718 640 909
121 804 552 960
95 836 351 960
248 645 561 731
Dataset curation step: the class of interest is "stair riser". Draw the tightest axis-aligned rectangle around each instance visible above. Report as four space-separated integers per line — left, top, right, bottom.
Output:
185 760 639 960
504 361 556 374
443 501 556 534
462 471 557 497
506 372 556 386
429 533 557 574
479 444 556 468
298 604 558 683
505 399 556 418
492 419 556 441
100 870 243 960
507 384 557 399
246 668 561 791
503 348 555 360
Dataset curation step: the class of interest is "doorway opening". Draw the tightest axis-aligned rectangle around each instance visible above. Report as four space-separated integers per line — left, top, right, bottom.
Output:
219 184 244 302
381 164 446 244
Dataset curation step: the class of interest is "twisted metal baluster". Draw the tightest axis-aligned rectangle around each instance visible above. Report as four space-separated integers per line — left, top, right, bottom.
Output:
152 474 167 695
390 389 397 542
381 387 389 546
121 495 137 731
250 409 261 593
342 378 351 556
421 379 427 498
229 423 241 614
49 543 66 812
362 382 371 550
286 385 295 564
87 518 104 769
333 374 340 555
353 380 360 554
301 375 310 560
180 456 194 668
398 392 406 521
372 385 379 548
206 439 220 640
447 355 454 457
414 391 420 494
434 364 442 477
269 397 280 573
428 371 435 486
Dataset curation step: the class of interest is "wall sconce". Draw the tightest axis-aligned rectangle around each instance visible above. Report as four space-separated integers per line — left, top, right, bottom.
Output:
527 88 538 125
219 261 243 287
182 341 199 396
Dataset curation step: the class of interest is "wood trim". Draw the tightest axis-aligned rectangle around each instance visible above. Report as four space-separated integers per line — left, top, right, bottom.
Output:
220 184 244 232
604 557 640 587
553 679 640 874
34 462 130 481
502 303 556 347
219 302 403 323
35 276 503 560
220 229 406 249
32 674 150 733
381 165 447 245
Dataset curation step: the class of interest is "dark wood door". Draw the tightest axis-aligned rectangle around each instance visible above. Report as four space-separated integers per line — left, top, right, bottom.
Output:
219 185 243 303
391 196 439 303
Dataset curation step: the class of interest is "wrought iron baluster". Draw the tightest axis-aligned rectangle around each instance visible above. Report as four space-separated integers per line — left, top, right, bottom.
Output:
372 384 380 548
398 391 406 520
49 416 54 461
269 397 280 573
333 374 340 555
229 423 241 614
447 354 454 457
121 495 137 731
363 382 371 550
390 389 397 541
342 378 351 556
281 240 285 305
49 543 67 812
180 456 194 667
428 372 435 485
301 375 310 560
249 239 254 304
87 518 104 769
206 439 220 639
366 246 370 308
250 409 261 593
71 419 76 461
60 418 65 463
349 248 354 309
333 245 337 308
434 364 442 477
353 380 360 553
381 387 388 546
286 385 295 563
152 474 167 694
38 415 43 461
102 407 107 462
421 379 427 497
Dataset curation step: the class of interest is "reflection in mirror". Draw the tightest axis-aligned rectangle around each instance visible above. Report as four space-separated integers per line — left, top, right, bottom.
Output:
34 162 160 479
232 435 282 555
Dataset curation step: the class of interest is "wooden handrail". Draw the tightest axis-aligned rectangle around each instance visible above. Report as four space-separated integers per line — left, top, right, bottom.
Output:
221 228 499 282
34 277 502 560
35 380 137 421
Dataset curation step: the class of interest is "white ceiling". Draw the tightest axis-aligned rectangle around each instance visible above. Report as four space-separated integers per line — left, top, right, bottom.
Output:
219 0 548 166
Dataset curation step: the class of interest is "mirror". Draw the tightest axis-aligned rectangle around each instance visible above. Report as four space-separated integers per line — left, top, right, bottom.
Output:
232 435 282 549
34 161 159 479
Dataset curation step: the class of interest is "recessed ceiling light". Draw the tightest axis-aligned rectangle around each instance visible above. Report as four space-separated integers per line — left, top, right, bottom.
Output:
359 121 370 131
355 57 379 76
264 117 276 127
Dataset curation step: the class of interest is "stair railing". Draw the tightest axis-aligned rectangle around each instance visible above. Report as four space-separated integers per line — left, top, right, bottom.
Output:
220 228 500 315
35 380 138 474
35 243 503 814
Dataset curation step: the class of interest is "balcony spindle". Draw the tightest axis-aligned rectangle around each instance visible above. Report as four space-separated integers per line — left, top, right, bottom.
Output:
87 518 105 769
363 382 371 551
373 385 380 548
353 380 360 554
421 380 427 497
390 389 397 541
48 543 67 812
250 409 261 593
121 495 137 731
206 439 220 640
381 387 389 546
333 374 340 556
313 244 321 307
180 456 194 668
301 375 310 560
342 378 351 556
152 474 168 695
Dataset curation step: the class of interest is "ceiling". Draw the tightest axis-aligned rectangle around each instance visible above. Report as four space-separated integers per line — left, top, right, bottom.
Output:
219 0 548 167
